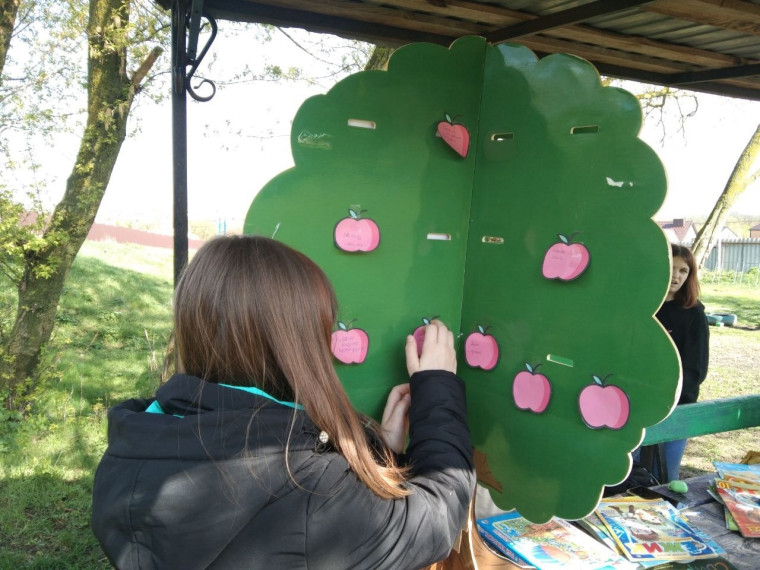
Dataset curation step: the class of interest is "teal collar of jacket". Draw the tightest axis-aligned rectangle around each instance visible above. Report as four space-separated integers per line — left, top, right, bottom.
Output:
145 381 303 417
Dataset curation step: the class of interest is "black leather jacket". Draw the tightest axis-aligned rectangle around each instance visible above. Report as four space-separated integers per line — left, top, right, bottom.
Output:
91 371 474 569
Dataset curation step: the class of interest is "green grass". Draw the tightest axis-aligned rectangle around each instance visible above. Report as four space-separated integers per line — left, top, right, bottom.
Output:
679 280 760 478
0 242 758 566
0 241 174 569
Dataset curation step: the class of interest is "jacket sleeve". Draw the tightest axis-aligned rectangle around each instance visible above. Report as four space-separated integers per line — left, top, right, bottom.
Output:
678 305 709 405
304 369 475 570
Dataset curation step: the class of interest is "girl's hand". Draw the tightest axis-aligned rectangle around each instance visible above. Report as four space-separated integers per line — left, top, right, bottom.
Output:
380 383 411 454
405 319 457 376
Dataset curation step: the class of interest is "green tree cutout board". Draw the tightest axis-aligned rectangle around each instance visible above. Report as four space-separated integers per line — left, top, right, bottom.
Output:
244 36 680 523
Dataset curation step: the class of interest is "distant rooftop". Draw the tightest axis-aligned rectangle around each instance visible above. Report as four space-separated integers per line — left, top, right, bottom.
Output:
656 218 696 243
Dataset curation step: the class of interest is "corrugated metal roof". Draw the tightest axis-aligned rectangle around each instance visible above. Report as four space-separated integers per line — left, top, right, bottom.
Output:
155 0 760 100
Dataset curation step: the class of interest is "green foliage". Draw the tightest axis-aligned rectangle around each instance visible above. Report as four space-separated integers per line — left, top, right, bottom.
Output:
0 241 172 567
0 188 28 285
0 187 68 286
2 0 169 201
1 0 172 406
1 0 96 173
702 268 760 289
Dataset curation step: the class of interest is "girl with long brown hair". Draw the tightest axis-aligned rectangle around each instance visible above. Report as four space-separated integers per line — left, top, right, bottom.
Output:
654 243 709 480
92 235 474 569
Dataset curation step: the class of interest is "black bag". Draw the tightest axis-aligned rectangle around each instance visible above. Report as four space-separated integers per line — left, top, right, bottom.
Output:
603 462 660 497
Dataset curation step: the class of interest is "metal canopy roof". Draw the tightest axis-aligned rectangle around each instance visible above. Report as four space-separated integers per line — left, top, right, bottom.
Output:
157 0 760 101
159 0 760 282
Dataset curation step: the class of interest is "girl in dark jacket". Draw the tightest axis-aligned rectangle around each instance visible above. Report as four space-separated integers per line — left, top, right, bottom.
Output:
654 244 709 480
91 235 475 569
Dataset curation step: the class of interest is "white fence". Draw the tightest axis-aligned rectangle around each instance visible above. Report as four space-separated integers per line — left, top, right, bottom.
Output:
696 239 760 286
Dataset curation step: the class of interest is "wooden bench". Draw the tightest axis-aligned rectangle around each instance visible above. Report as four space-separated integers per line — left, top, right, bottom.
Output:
640 394 760 482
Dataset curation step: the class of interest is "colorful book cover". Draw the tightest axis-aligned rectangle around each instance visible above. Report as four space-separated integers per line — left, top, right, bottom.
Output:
720 474 760 491
477 511 636 569
723 507 740 532
476 523 534 568
714 480 760 538
575 513 621 553
708 483 739 532
594 499 725 562
713 461 760 485
705 485 723 505
576 515 666 569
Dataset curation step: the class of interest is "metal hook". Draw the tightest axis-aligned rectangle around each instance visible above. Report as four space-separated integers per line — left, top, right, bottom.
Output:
185 11 217 102
187 76 216 102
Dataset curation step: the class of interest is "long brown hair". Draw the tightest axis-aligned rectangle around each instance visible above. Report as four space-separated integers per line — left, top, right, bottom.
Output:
174 235 409 499
671 244 700 309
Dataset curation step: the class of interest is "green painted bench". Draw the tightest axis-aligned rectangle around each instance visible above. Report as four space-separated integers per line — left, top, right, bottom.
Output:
639 394 760 482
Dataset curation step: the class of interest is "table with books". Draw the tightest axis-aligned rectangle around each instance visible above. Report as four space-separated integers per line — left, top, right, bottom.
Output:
472 460 759 570
645 466 760 570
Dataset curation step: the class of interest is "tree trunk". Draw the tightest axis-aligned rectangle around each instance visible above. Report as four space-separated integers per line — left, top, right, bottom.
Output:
364 45 394 71
1 0 157 409
0 0 20 79
692 124 760 269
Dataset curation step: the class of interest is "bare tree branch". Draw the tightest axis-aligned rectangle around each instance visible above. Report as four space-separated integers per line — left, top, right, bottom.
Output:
131 45 162 87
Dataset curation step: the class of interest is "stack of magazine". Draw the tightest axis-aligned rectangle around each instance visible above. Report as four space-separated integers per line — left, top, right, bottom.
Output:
476 510 637 569
708 461 760 538
592 498 726 565
477 497 729 569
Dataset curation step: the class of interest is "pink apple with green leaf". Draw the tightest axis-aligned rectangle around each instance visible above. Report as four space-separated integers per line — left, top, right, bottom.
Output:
465 325 498 370
513 363 551 413
437 113 470 158
334 208 380 252
331 320 369 364
542 233 590 281
578 374 630 429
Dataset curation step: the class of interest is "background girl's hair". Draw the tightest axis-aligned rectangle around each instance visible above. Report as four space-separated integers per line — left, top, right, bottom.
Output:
671 244 700 308
173 235 409 499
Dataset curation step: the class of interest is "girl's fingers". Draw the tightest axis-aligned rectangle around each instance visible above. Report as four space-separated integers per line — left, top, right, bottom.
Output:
406 320 457 376
382 383 411 425
387 393 411 425
416 320 457 374
380 383 412 454
405 335 420 376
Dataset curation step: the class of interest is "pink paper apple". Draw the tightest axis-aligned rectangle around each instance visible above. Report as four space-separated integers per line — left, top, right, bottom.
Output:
578 374 630 429
331 321 369 364
464 325 499 371
334 208 380 252
412 316 437 356
542 233 590 281
437 113 470 158
512 363 551 413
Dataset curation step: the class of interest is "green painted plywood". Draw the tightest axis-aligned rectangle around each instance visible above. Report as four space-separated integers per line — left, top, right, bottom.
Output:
246 37 485 416
461 45 678 522
244 37 680 522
